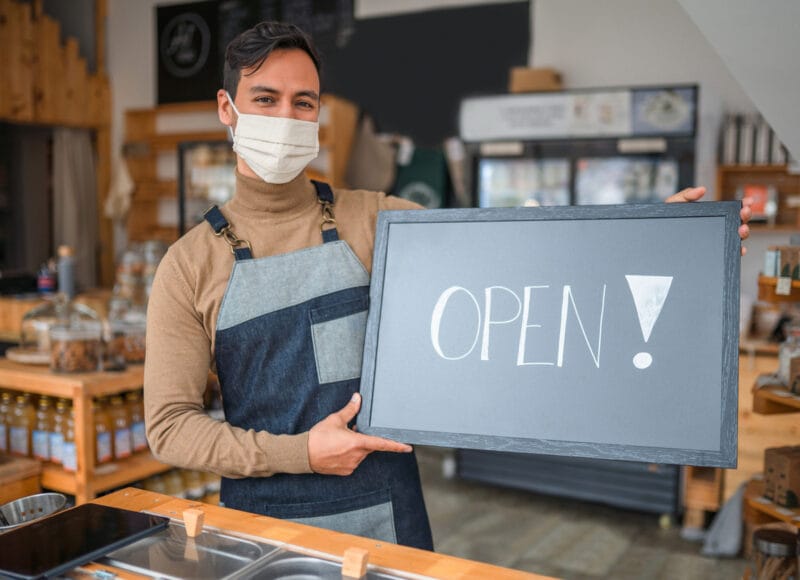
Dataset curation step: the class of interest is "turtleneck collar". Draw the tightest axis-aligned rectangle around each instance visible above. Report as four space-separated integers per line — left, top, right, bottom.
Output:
228 168 318 217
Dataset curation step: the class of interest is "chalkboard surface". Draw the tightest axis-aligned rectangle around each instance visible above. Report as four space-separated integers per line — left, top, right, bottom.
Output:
358 202 740 467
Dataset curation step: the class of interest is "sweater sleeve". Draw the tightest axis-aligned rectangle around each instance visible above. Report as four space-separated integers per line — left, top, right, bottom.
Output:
144 252 312 478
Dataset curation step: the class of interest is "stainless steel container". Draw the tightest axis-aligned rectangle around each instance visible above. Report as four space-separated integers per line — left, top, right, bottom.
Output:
0 492 67 532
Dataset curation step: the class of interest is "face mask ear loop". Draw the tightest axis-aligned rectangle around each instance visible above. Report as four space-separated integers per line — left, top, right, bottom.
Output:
225 91 240 138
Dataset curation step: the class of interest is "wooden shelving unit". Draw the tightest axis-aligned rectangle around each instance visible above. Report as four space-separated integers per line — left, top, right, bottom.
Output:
758 275 800 303
752 383 800 415
0 358 170 504
123 94 358 244
744 478 799 531
717 164 800 227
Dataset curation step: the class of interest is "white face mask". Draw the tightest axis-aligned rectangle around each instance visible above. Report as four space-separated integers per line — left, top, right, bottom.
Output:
226 92 319 184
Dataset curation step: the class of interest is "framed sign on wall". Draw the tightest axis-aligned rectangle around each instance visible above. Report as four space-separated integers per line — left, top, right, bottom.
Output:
357 202 741 467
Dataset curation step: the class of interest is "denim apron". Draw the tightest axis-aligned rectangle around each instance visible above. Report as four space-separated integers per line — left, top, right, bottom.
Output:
204 181 432 550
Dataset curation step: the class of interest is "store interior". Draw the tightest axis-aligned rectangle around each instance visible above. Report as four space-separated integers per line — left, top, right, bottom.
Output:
0 1 799 579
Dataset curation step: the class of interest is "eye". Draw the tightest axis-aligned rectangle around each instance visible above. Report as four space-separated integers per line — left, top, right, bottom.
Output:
255 95 275 104
296 100 315 110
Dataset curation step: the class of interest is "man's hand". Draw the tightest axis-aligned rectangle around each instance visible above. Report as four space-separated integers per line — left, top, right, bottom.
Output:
308 393 412 476
665 186 752 256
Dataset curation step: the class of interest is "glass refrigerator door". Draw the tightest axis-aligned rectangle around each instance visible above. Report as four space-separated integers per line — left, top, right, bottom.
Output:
477 158 570 207
575 157 679 205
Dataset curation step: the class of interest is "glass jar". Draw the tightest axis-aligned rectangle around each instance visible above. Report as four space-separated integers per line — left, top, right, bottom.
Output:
125 390 147 453
9 394 35 457
21 246 100 357
0 391 13 453
107 317 146 364
49 398 69 465
32 396 53 461
50 322 102 373
750 528 798 580
61 405 77 472
93 398 113 465
108 396 131 460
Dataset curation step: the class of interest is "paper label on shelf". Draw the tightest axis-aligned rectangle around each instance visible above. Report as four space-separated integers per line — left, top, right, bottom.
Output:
776 507 795 516
754 496 772 504
776 277 792 295
772 390 793 398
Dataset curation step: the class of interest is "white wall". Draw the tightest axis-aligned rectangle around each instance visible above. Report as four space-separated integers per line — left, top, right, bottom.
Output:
107 0 187 162
530 0 757 200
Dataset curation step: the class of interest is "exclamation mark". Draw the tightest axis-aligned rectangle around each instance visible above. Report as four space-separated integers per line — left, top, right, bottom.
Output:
625 275 673 369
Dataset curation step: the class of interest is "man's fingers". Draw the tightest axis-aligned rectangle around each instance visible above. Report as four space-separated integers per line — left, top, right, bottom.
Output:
358 433 412 454
665 186 705 204
335 392 362 425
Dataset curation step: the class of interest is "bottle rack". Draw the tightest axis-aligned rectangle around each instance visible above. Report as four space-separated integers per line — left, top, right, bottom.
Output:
0 359 170 504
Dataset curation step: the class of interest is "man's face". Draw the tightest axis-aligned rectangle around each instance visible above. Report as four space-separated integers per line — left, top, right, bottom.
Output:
217 47 320 179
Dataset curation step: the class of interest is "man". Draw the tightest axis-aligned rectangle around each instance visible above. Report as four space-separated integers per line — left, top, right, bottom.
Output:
145 21 751 552
145 21 433 549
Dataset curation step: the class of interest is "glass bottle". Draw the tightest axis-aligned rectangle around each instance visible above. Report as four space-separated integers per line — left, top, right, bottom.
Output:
778 324 800 386
0 391 13 453
21 245 100 356
9 394 35 457
109 395 131 460
126 390 147 453
32 395 53 461
61 406 77 472
49 398 69 464
93 398 113 465
182 470 206 501
164 469 186 498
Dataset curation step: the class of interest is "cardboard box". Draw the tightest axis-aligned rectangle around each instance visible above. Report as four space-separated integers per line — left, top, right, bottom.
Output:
774 448 800 508
764 446 800 507
508 67 563 93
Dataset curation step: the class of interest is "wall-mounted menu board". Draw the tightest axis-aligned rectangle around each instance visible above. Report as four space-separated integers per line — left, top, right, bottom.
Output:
358 202 740 467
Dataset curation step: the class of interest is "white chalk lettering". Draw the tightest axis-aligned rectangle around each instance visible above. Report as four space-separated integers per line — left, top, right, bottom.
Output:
430 286 482 360
481 286 522 360
556 284 607 368
517 285 554 366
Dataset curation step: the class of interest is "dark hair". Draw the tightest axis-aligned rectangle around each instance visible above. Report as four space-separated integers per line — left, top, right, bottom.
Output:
223 21 321 99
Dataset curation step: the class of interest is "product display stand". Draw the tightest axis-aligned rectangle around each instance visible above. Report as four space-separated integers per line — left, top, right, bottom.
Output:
0 359 170 504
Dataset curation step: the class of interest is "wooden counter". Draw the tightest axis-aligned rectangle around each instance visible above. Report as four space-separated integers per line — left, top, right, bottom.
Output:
92 488 553 579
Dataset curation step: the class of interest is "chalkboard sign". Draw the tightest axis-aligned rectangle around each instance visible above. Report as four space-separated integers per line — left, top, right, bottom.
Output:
358 202 741 467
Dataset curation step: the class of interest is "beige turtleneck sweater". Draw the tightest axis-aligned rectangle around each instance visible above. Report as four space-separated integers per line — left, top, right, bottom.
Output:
144 170 420 478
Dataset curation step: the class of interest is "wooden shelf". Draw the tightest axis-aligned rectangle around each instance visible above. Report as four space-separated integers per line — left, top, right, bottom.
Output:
757 275 800 303
41 452 170 497
0 358 157 504
744 478 800 530
752 383 800 414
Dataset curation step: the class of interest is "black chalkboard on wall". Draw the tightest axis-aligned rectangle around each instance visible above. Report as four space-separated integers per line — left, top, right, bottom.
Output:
357 202 741 467
156 1 529 146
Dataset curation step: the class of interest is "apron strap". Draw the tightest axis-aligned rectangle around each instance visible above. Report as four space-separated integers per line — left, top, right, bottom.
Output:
312 180 340 243
203 206 254 260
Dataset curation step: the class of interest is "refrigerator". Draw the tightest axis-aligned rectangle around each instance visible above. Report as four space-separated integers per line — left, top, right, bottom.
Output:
454 84 698 516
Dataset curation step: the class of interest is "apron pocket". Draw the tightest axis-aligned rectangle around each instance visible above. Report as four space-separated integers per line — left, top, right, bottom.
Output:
285 489 398 544
310 296 368 384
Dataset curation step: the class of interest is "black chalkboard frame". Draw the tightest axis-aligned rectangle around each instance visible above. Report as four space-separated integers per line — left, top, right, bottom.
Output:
358 201 741 467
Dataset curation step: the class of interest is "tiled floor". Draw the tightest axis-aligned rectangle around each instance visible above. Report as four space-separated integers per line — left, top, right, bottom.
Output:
416 447 748 579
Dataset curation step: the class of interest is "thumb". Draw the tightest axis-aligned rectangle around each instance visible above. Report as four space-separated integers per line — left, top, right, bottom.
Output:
336 392 361 424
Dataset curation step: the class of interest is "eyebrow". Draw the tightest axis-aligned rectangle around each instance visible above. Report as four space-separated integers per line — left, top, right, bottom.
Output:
249 85 320 102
